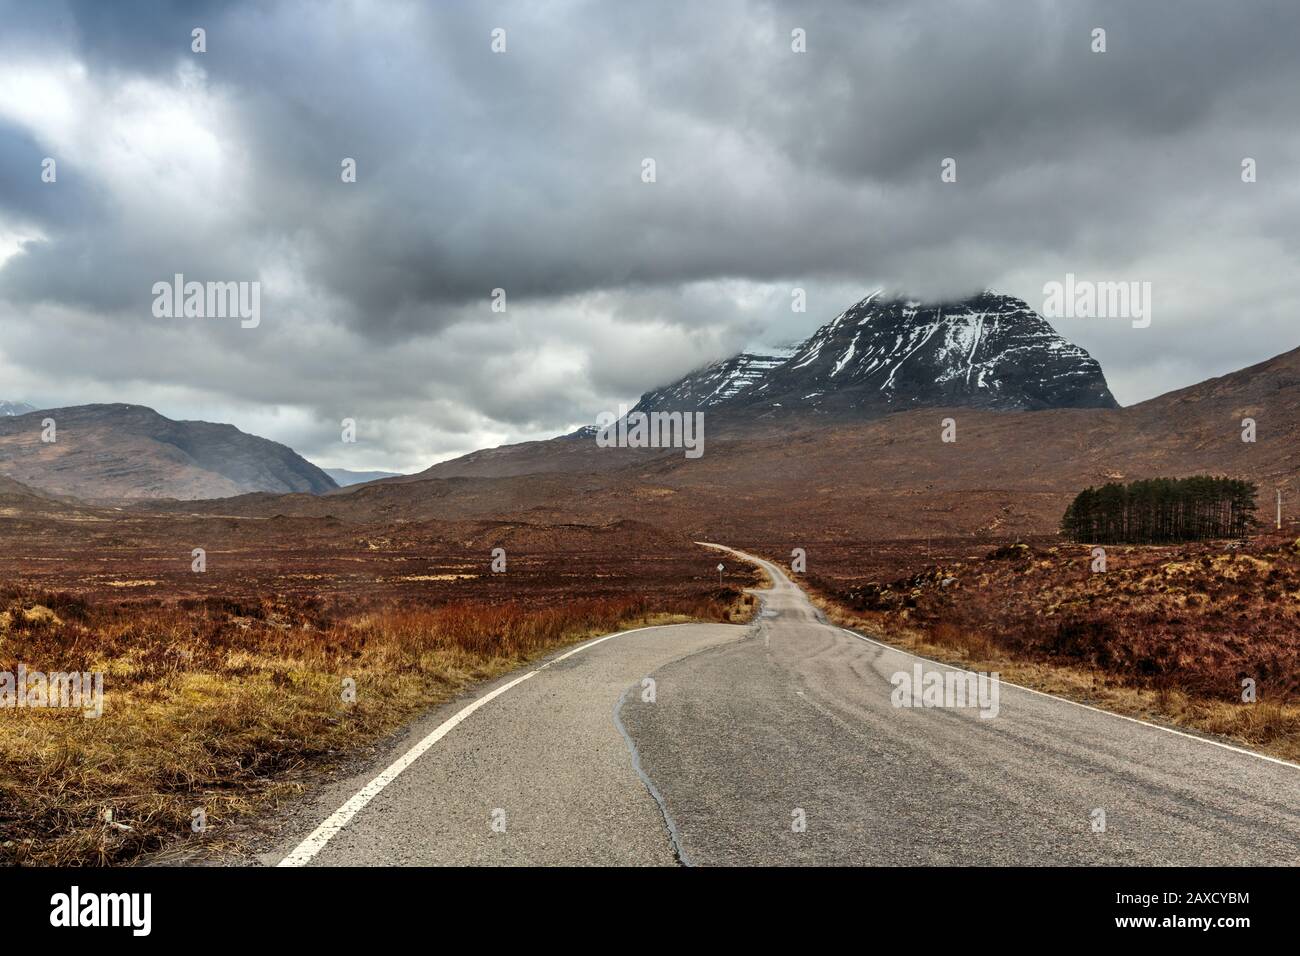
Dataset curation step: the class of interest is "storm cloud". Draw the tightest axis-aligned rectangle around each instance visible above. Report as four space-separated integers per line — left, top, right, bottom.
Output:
1 0 1298 471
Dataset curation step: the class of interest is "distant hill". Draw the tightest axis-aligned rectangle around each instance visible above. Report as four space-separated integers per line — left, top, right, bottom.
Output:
324 468 404 487
0 404 338 501
0 401 37 416
0 473 68 511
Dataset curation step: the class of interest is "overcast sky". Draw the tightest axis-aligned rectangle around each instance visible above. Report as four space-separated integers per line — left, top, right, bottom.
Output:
1 0 1298 472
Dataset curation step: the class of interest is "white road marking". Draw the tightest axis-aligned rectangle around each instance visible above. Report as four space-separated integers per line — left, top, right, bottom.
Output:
277 623 694 866
284 541 1297 867
840 625 1300 772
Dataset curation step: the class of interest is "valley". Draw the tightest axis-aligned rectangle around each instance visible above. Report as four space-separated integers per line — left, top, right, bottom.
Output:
2 287 1298 866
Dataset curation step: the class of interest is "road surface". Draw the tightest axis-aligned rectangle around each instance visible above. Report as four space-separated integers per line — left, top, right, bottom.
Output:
270 545 1300 866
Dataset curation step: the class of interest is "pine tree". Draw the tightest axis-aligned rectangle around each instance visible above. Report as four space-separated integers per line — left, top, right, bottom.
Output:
1060 476 1258 544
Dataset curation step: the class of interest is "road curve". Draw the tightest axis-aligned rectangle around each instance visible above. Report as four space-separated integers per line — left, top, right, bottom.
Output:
269 545 1300 866
620 545 1300 865
269 621 747 865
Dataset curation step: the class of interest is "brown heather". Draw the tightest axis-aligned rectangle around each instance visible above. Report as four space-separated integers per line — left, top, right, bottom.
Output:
795 531 1300 763
0 551 755 866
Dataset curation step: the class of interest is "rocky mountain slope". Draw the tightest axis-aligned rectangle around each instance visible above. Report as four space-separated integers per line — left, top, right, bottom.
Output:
631 348 797 414
636 291 1117 418
0 404 338 501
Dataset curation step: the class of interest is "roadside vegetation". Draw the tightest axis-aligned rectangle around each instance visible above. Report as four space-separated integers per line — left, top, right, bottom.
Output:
0 577 756 866
798 531 1300 764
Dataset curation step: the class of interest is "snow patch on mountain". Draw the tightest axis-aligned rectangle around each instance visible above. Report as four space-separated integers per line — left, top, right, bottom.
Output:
632 291 1119 418
631 344 799 414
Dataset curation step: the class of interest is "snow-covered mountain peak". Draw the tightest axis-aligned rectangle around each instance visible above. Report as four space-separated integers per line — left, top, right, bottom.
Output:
633 291 1118 418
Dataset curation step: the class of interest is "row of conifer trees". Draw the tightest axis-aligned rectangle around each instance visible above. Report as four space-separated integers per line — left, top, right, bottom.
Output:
1060 476 1258 543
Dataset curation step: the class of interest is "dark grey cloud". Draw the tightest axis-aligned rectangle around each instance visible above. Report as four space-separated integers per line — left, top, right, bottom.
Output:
0 0 1298 470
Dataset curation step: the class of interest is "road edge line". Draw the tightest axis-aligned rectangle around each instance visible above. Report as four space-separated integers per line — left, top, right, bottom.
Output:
705 541 1300 774
276 622 699 866
838 627 1300 772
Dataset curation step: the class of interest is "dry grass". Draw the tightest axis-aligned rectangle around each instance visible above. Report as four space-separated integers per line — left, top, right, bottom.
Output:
925 621 995 662
0 584 755 866
836 537 1300 702
797 540 1300 765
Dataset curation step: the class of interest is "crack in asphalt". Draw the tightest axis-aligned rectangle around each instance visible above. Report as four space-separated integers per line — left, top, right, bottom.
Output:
610 569 774 869
612 684 691 867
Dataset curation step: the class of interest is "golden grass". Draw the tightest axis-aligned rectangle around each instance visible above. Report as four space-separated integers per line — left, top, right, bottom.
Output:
1 586 755 866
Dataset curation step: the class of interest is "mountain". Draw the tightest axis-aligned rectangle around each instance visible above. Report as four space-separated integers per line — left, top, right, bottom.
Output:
399 289 1120 484
631 347 798 414
150 340 1300 545
0 401 36 416
635 291 1117 418
65 290 1299 545
0 404 338 501
324 468 404 487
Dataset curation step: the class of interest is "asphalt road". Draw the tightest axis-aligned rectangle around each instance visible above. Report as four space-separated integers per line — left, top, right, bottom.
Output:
271 545 1300 866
